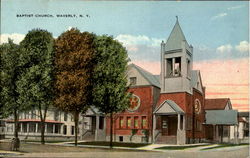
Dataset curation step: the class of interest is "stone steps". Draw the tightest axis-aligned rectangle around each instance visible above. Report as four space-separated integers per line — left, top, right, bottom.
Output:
155 135 177 144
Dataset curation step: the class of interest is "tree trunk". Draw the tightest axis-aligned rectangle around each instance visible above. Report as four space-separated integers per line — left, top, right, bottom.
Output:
74 111 79 146
109 113 113 148
39 105 48 145
14 109 19 139
41 120 45 144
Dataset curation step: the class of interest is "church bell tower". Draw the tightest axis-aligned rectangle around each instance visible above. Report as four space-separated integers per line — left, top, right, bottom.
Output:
160 17 193 94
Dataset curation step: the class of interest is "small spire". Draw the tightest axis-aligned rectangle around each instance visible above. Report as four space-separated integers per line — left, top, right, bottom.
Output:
176 16 178 21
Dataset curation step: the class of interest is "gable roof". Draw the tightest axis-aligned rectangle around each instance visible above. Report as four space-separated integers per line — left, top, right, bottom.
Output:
84 106 103 116
154 100 184 115
205 98 230 110
165 19 188 51
129 63 160 88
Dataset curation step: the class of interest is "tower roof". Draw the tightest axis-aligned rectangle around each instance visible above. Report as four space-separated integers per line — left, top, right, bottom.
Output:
165 17 188 51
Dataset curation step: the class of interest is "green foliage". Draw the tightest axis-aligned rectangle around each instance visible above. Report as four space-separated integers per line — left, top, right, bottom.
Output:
0 39 23 118
130 129 138 142
131 129 138 135
17 29 54 110
142 129 149 136
93 35 130 114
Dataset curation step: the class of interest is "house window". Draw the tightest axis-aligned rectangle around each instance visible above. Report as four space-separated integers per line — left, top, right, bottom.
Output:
63 125 67 135
54 111 59 121
134 116 139 128
19 113 23 119
99 116 104 129
31 110 36 119
55 124 60 134
24 111 29 119
119 136 123 142
47 123 53 133
127 117 131 128
119 117 124 129
37 124 41 132
29 123 36 133
23 123 27 133
130 77 137 86
71 126 75 135
64 112 68 121
142 116 147 129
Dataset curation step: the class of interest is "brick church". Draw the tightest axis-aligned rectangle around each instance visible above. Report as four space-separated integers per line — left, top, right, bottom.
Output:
105 18 206 144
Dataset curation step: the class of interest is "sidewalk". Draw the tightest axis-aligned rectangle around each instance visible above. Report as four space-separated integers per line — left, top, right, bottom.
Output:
0 150 23 157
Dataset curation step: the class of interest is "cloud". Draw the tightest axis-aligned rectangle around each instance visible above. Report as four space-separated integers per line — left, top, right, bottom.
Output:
235 41 249 53
227 5 244 10
211 13 227 20
115 34 162 62
216 44 232 53
115 34 163 47
215 41 249 54
0 33 25 44
67 26 73 31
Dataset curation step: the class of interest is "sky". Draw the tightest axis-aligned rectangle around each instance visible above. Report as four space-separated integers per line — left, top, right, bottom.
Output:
1 0 249 111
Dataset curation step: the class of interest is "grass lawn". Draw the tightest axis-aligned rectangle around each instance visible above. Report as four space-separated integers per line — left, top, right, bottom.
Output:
0 142 143 153
201 143 249 150
155 144 210 150
74 141 150 148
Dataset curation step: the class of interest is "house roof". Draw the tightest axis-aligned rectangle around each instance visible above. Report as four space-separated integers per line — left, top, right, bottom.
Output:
238 111 249 117
205 98 230 110
84 106 103 116
129 64 160 88
154 100 184 115
205 110 238 125
165 19 188 51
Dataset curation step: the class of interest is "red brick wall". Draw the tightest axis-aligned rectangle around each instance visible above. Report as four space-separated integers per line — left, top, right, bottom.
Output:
157 92 188 112
157 91 205 139
192 89 205 139
106 86 157 136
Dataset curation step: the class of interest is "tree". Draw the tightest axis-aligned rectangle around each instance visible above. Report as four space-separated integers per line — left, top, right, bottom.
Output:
17 29 54 144
93 35 130 148
0 39 23 144
54 28 95 146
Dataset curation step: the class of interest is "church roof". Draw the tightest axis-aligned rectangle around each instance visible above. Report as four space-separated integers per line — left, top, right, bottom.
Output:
191 70 199 88
165 18 188 51
129 64 160 88
205 98 230 110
